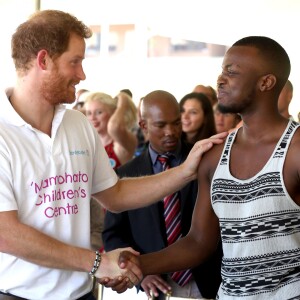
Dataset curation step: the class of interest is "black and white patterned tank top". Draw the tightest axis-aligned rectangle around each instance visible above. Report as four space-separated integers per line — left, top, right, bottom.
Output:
211 120 300 300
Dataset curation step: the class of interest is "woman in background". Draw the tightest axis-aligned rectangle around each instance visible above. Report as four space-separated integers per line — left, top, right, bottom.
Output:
85 91 137 168
179 92 216 145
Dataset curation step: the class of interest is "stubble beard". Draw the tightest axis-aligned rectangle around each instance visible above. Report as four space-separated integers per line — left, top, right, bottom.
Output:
40 68 76 105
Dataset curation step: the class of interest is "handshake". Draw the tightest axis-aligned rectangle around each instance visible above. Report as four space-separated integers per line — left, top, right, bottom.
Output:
95 248 143 293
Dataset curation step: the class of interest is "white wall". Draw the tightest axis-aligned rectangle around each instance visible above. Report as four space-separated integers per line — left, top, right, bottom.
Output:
1 0 299 119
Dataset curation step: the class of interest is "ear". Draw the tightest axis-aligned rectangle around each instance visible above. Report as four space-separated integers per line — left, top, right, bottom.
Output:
37 50 48 70
139 119 147 133
259 74 277 92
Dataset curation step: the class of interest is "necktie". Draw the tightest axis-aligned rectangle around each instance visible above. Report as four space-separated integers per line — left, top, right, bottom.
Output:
157 154 192 286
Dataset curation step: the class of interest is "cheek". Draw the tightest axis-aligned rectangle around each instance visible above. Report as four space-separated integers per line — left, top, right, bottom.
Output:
193 114 204 127
98 113 109 122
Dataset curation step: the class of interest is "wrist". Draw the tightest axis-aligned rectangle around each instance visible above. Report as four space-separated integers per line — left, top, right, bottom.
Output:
178 163 195 183
89 250 101 276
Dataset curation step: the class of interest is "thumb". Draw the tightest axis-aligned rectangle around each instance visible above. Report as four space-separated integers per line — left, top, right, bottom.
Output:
118 250 131 269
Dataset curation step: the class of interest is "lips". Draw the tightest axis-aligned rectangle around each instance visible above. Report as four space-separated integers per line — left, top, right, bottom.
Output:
182 123 191 128
164 139 178 146
217 89 227 100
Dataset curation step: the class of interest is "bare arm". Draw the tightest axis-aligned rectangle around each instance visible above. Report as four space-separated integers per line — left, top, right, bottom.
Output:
98 145 224 291
0 210 142 284
107 92 137 164
0 210 93 271
93 132 228 212
131 150 221 276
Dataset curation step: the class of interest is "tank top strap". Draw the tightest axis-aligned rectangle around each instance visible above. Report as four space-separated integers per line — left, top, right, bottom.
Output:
273 120 299 159
219 130 238 167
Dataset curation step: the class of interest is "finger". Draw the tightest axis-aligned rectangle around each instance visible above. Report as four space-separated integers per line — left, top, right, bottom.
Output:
101 276 123 288
113 284 127 293
199 132 228 146
209 131 228 139
154 281 171 294
97 277 110 285
125 270 141 286
148 284 159 297
111 280 129 293
125 278 135 289
142 287 151 298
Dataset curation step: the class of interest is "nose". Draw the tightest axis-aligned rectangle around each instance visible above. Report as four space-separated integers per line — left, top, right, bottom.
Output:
181 111 188 119
217 74 225 88
164 124 176 136
77 65 86 81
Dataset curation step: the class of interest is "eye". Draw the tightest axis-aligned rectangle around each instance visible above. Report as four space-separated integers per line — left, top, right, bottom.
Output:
154 123 165 128
222 67 236 77
71 58 83 66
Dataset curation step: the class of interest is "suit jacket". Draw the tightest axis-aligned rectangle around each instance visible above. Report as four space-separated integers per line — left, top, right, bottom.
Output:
103 142 222 298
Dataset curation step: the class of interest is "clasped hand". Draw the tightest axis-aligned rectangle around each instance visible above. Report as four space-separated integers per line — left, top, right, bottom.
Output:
96 248 142 293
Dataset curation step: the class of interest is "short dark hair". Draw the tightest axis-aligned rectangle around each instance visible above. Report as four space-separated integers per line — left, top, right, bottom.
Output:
233 36 290 91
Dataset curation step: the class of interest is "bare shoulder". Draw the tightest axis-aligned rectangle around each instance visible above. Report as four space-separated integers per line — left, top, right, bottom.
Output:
198 141 226 180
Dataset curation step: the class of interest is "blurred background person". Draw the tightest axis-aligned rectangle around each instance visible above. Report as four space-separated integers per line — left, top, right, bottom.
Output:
180 92 216 145
214 103 241 133
192 84 218 106
85 91 137 169
118 89 149 157
103 90 222 300
84 90 138 299
72 88 90 114
133 96 149 157
278 79 294 120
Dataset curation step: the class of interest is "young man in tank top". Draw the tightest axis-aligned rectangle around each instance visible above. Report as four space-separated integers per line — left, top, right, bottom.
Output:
108 36 300 300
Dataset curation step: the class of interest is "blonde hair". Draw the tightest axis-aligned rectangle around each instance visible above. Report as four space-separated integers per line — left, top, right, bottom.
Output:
123 94 138 130
85 92 116 113
84 92 137 130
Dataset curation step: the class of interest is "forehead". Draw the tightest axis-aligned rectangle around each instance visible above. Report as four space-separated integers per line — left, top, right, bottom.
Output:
183 98 202 109
65 33 86 56
222 45 263 71
147 103 180 122
86 100 108 109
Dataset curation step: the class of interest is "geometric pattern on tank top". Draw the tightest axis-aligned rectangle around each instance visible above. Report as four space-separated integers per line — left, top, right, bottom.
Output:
212 121 300 299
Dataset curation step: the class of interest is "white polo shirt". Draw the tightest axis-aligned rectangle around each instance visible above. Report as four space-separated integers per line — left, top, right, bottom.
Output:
0 89 118 300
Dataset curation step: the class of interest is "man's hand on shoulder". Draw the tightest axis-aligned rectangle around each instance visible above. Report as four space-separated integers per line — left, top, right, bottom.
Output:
181 132 228 181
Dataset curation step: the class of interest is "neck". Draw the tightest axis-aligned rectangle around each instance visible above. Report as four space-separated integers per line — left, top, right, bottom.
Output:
10 85 55 136
240 113 288 143
99 133 113 146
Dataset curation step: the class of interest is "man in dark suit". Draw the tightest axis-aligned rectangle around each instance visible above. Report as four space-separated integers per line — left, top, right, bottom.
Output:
103 90 221 299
